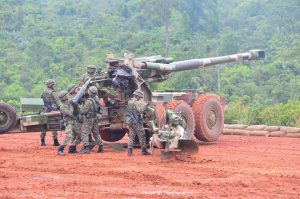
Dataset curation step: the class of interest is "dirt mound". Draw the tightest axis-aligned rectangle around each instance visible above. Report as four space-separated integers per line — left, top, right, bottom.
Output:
0 133 299 198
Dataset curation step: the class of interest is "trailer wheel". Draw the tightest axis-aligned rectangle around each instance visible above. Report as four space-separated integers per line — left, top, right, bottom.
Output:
100 129 126 142
0 103 17 133
166 100 195 139
192 95 224 142
154 103 166 128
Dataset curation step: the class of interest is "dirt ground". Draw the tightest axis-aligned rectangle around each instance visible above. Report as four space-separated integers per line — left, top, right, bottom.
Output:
0 133 299 199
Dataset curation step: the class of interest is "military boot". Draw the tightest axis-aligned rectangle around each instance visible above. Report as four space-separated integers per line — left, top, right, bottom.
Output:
53 138 60 146
41 138 46 146
97 145 104 153
79 146 90 154
127 148 133 156
57 146 65 156
68 146 78 153
141 147 151 156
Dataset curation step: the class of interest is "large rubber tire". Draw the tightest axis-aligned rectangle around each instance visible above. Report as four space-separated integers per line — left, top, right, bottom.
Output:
154 103 166 128
100 129 126 142
0 103 17 133
192 95 224 142
166 100 195 139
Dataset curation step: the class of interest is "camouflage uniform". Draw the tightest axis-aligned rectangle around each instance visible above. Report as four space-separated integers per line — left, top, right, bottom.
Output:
79 65 96 86
40 79 60 146
79 66 99 145
126 90 151 156
57 91 81 155
79 86 104 154
67 84 83 152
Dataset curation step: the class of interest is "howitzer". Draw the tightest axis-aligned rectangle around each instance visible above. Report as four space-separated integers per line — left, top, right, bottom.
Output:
1 49 265 147
109 49 264 83
104 49 265 143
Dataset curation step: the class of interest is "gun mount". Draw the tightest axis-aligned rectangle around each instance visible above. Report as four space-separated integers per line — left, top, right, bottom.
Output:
1 49 265 144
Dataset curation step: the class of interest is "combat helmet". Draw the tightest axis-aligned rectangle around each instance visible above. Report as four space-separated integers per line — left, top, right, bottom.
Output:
88 86 98 96
133 90 144 98
87 64 96 74
45 79 56 88
67 84 77 94
58 90 68 100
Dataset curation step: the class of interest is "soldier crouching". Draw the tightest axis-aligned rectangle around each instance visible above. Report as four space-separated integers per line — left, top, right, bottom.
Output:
79 86 104 154
57 91 81 156
126 90 151 156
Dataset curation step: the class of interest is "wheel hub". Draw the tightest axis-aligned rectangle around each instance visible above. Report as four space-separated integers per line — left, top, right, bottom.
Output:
181 115 188 130
206 110 217 129
0 111 8 126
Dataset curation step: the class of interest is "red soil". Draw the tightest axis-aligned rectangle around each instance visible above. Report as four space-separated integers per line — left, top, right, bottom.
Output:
0 133 299 199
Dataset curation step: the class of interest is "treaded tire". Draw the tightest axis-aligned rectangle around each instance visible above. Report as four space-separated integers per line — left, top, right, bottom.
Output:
100 129 126 142
166 100 195 139
154 103 166 128
0 102 17 133
192 95 224 142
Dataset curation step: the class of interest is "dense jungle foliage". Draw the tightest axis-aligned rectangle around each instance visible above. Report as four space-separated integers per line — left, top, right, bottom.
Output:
0 0 299 126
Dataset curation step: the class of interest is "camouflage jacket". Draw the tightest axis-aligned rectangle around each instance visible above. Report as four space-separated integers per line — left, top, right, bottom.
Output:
79 96 100 119
41 88 60 112
126 98 147 124
60 101 76 124
79 73 95 86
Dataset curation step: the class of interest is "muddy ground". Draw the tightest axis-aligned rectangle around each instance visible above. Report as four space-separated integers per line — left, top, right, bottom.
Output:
0 133 299 199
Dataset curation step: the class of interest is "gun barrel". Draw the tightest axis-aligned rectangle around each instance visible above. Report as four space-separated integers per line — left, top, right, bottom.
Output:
134 55 174 64
72 79 91 103
144 49 265 72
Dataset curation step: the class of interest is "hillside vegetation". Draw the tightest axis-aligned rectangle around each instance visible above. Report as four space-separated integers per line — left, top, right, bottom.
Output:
0 0 299 126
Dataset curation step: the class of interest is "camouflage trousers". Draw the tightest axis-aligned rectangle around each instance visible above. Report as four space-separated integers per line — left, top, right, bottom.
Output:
60 122 81 147
128 123 146 149
81 119 103 147
40 130 57 140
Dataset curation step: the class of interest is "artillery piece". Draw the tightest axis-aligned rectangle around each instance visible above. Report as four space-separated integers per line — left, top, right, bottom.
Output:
0 49 265 144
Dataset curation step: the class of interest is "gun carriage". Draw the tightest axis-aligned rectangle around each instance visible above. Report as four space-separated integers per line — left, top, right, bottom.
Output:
0 50 265 144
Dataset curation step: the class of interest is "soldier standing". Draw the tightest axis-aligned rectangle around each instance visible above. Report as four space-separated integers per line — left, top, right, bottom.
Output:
126 90 151 156
67 84 82 153
57 91 81 155
79 86 104 154
40 79 60 146
79 65 97 86
79 66 98 144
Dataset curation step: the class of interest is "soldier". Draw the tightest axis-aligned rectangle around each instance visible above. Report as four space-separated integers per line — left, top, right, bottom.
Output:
79 86 104 154
67 84 78 97
69 82 98 146
40 79 60 146
66 84 82 153
79 65 97 86
57 91 81 155
126 90 151 156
